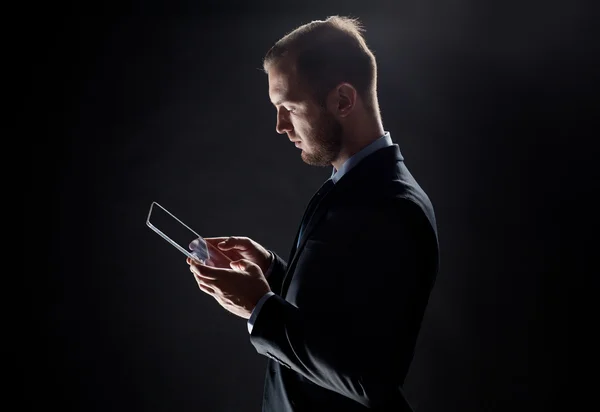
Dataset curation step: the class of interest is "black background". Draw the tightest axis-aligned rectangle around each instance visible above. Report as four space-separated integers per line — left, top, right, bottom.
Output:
28 1 594 411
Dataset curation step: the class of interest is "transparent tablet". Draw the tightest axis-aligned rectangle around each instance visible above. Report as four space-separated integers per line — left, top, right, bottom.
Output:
146 202 209 263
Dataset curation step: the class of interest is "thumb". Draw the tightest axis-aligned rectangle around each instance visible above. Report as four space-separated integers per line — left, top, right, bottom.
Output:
230 259 261 275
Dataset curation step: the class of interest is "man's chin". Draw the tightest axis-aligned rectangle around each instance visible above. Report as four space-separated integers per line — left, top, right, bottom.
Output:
301 151 331 167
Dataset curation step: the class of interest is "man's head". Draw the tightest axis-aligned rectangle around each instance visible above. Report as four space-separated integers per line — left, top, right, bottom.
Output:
264 16 381 168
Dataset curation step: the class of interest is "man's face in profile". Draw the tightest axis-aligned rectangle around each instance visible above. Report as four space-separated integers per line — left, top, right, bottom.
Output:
268 59 343 167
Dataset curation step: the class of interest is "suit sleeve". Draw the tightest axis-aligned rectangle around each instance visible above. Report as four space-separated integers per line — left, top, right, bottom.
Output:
249 199 438 408
264 250 288 294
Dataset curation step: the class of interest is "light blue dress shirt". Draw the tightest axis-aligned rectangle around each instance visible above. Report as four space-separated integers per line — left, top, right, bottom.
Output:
247 132 394 333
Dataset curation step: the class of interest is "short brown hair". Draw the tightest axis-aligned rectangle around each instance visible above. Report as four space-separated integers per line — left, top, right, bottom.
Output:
263 16 378 110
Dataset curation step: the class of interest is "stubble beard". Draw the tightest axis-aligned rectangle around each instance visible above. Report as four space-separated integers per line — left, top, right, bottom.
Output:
301 109 343 167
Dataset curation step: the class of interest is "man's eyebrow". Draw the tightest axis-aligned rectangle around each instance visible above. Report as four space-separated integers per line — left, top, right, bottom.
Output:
271 96 298 107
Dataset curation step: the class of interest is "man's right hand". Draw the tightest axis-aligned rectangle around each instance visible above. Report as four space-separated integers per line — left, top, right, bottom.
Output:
199 236 273 274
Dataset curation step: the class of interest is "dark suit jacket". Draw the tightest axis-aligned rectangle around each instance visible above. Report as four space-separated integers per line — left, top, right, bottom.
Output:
250 144 439 411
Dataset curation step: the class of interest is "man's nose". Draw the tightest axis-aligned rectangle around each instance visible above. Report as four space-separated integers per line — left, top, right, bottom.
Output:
276 110 293 135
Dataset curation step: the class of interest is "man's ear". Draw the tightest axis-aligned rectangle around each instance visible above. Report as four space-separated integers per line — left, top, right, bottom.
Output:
326 83 357 118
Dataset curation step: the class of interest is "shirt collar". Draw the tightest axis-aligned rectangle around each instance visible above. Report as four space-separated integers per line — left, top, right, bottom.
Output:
330 131 394 184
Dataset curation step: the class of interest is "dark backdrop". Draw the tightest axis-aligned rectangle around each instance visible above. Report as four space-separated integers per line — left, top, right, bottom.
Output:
28 1 594 411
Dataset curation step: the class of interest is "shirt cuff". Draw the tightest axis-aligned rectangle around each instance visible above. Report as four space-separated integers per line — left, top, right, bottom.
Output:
247 291 276 334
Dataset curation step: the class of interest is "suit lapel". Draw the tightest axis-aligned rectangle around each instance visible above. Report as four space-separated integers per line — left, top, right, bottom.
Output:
286 188 321 264
278 145 404 297
280 187 336 296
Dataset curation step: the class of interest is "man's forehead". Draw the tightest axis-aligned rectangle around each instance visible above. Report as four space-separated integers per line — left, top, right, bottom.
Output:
267 60 302 104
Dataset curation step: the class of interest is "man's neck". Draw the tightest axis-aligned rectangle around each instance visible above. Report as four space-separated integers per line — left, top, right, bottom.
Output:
332 120 385 171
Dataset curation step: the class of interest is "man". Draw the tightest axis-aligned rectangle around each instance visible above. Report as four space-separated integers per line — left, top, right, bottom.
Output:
187 16 439 411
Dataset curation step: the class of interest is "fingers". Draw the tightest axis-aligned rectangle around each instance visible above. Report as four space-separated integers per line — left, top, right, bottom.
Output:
206 241 236 261
215 236 250 251
230 259 262 276
190 237 236 266
188 238 203 249
205 236 247 246
196 281 216 295
203 236 247 252
229 259 245 271
187 257 219 280
204 237 229 245
188 258 219 296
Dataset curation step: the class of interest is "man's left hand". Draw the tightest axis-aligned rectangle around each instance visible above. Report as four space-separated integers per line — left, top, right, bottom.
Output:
187 257 272 320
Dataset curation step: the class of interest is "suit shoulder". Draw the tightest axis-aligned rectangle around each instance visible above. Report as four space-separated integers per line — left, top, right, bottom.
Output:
382 178 437 235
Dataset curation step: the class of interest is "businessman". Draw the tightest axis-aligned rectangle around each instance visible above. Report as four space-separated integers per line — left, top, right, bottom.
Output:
187 16 439 411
